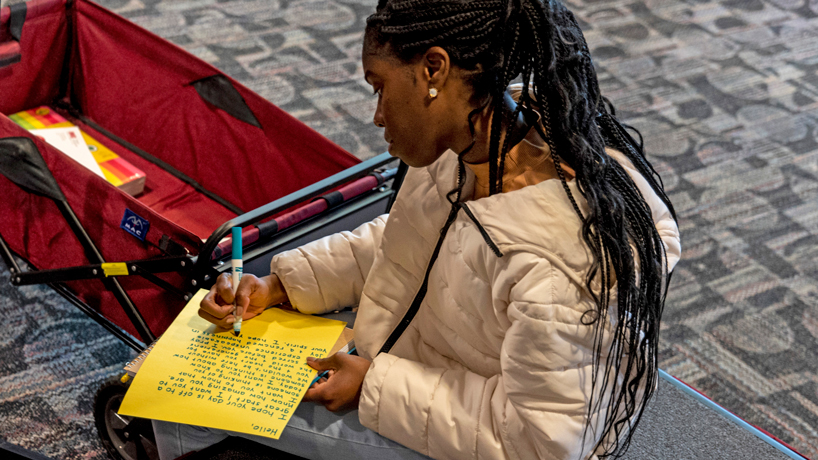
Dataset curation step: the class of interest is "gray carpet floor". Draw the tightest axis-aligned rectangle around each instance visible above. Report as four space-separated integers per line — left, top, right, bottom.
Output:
628 376 790 459
1 0 817 458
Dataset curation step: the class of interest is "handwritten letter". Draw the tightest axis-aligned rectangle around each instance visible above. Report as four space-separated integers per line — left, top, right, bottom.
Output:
118 290 346 439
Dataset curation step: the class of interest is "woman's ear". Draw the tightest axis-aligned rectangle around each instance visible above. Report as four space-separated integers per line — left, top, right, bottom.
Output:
423 46 451 90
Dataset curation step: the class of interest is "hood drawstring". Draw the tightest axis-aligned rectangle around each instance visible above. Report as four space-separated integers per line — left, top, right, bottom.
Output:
447 155 504 258
378 154 504 355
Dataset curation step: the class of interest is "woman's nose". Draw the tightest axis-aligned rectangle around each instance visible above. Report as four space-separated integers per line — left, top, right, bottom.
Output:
373 105 385 128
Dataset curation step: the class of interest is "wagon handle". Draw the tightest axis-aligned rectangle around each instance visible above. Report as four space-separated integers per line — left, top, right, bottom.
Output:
208 166 399 261
192 151 397 282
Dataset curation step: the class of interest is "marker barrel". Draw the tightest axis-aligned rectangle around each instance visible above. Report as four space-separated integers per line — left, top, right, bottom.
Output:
231 227 243 336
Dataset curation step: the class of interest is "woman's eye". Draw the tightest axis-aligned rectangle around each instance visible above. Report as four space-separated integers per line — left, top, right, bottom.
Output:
372 87 382 97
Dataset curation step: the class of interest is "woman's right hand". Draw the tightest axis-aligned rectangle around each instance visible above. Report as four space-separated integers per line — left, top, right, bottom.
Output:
198 273 288 329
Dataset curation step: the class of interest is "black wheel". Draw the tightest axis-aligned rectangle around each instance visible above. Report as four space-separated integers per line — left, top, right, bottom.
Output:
94 376 159 460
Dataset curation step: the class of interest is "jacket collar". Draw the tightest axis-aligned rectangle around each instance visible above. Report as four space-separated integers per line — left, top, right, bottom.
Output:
427 149 476 203
424 147 596 276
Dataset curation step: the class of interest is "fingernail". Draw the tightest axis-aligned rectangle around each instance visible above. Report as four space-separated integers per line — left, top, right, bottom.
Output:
306 356 315 362
226 317 235 324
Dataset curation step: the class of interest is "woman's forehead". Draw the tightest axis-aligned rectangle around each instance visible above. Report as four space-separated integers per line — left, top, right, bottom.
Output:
362 52 402 81
362 54 385 83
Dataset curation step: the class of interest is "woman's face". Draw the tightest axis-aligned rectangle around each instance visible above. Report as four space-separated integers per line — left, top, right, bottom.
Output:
362 46 473 167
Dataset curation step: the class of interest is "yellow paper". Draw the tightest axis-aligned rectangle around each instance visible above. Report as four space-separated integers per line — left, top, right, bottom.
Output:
118 290 346 439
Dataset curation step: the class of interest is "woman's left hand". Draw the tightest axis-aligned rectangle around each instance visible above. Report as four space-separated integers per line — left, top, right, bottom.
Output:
303 352 371 412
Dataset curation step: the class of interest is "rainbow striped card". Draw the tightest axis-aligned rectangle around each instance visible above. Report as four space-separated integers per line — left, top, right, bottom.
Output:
10 107 146 196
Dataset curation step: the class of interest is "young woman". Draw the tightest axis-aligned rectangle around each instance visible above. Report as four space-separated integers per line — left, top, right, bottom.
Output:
155 0 681 458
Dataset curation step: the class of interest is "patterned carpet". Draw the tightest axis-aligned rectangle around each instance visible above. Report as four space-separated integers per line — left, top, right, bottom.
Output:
1 0 817 458
0 258 136 459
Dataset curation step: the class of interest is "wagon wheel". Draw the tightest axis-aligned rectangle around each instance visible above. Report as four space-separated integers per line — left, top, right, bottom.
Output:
94 376 159 460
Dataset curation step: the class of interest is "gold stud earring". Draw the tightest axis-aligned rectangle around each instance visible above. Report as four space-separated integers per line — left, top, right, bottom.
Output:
428 88 438 98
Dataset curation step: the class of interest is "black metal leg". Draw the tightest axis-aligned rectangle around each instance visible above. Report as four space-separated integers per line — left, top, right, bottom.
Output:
0 230 22 277
55 200 156 344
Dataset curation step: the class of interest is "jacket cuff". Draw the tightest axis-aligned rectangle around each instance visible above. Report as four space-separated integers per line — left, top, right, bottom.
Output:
360 354 450 456
359 352 399 432
657 218 681 273
270 248 326 314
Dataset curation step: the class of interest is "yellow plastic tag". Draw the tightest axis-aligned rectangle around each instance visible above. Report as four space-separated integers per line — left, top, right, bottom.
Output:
101 263 129 277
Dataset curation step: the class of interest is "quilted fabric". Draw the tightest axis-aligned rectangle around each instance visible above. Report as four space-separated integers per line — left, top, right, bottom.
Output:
271 147 680 459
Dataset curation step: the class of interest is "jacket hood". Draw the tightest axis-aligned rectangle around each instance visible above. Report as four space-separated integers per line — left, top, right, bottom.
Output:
427 146 681 281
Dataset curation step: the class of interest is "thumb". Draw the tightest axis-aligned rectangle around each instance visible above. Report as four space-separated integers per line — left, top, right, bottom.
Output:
233 277 257 318
235 294 252 319
306 355 337 372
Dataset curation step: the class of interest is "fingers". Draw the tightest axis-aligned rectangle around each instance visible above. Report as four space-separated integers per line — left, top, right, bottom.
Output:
303 356 337 404
199 275 236 324
301 354 370 412
216 271 237 303
306 355 337 372
198 273 280 327
197 306 234 329
303 374 344 411
233 275 259 319
303 380 327 403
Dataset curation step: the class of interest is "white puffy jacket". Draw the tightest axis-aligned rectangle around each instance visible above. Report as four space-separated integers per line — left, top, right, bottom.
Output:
270 146 681 460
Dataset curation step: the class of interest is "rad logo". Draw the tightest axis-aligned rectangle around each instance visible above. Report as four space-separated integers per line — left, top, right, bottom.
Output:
120 209 150 241
126 216 143 235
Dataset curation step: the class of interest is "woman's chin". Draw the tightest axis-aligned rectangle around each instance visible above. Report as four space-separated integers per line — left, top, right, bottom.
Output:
388 144 408 163
387 144 407 163
387 144 440 168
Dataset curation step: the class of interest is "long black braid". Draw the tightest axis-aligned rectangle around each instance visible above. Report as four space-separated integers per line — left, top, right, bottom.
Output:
365 0 677 457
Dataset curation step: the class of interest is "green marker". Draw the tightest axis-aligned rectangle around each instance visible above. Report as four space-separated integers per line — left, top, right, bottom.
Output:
231 227 243 337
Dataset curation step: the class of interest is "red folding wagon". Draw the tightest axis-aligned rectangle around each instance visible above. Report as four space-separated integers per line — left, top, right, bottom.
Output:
0 1 403 458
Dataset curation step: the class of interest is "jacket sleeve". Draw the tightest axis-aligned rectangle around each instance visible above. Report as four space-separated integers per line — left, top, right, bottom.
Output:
269 214 388 315
607 148 681 273
359 250 608 460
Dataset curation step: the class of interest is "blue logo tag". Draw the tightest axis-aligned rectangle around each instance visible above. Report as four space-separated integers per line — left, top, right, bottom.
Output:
121 209 150 241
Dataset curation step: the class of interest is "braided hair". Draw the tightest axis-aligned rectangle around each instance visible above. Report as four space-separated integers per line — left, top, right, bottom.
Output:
366 0 677 457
